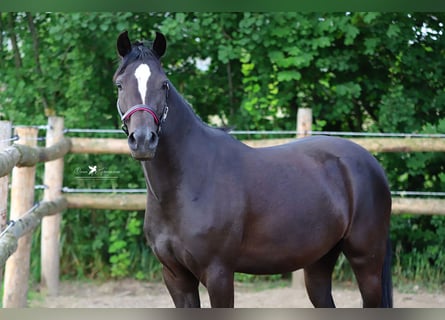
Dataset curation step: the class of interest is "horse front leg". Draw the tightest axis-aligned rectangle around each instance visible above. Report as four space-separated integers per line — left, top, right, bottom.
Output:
162 265 201 308
205 264 235 308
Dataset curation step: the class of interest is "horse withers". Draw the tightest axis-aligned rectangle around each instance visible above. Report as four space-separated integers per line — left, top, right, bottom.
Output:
113 30 393 308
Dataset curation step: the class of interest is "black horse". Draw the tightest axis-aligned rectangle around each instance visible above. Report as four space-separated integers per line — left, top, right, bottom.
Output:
113 31 393 308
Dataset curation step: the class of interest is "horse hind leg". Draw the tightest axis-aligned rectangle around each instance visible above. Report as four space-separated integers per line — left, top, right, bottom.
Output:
303 242 342 307
343 235 392 308
204 263 235 307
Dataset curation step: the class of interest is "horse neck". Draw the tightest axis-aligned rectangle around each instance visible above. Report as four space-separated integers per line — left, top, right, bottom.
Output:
161 85 207 148
141 85 211 198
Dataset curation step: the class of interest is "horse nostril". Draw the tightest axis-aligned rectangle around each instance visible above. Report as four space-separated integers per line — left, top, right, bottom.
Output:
128 129 158 151
128 131 137 149
148 131 159 148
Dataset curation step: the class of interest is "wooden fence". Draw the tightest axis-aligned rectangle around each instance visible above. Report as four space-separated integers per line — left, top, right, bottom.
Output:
0 120 70 307
0 111 445 307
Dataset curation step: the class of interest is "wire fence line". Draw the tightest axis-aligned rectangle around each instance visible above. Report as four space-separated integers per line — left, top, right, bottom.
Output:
2 128 445 142
0 134 45 143
12 125 49 130
7 121 445 138
15 184 444 197
64 128 123 134
58 187 445 198
0 135 19 143
3 130 445 145
64 127 445 138
61 187 146 193
391 191 445 197
15 136 47 141
301 131 445 138
0 203 40 239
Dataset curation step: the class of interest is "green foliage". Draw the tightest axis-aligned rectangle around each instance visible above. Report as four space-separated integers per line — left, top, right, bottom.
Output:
391 215 445 287
1 12 445 286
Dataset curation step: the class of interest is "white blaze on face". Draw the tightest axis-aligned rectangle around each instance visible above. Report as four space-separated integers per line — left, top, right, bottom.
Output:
134 64 151 104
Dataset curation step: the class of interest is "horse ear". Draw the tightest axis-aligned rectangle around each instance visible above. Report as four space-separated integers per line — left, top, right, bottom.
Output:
117 31 132 58
152 32 167 58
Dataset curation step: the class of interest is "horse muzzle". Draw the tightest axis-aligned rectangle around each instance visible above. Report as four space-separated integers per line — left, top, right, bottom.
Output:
128 128 159 160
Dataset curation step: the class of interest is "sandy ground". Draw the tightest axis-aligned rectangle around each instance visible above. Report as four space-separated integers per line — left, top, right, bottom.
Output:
29 279 445 308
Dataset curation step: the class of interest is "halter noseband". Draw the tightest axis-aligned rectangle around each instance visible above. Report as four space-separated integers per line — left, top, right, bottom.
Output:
117 81 169 136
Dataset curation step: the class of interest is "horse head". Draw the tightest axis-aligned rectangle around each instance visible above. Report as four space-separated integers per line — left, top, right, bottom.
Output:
114 31 169 160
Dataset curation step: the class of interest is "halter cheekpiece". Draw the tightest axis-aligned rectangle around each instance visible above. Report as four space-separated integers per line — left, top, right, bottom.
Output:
117 81 170 136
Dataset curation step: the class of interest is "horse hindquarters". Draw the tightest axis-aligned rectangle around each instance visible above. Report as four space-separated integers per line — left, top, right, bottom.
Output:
340 157 392 307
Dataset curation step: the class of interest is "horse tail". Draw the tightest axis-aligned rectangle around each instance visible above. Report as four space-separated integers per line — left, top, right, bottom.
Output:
380 235 393 307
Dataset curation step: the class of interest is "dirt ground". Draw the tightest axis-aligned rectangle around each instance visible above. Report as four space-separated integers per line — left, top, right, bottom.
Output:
29 279 445 308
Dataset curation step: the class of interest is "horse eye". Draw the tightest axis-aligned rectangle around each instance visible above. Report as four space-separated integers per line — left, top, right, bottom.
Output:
116 82 123 90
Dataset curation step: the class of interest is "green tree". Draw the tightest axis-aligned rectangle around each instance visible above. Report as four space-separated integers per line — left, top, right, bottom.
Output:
1 12 444 285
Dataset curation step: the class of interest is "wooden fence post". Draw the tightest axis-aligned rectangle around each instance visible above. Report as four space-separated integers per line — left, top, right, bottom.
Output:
2 127 38 307
41 117 64 296
0 121 12 284
292 108 313 289
297 108 312 138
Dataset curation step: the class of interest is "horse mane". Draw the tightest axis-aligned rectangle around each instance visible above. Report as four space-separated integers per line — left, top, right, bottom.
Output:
216 125 233 133
170 88 232 134
195 113 232 133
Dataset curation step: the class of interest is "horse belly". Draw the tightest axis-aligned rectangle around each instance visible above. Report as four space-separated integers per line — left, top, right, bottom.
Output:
235 210 345 274
235 242 326 274
235 250 308 274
